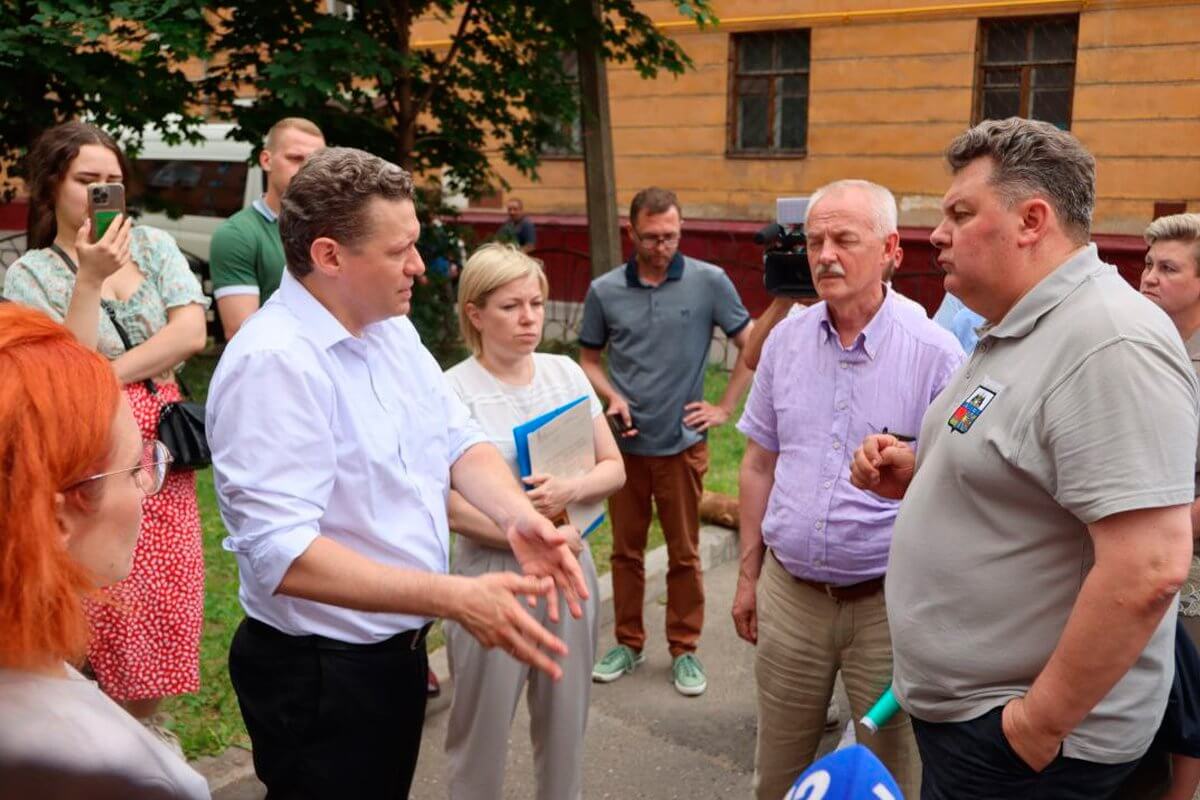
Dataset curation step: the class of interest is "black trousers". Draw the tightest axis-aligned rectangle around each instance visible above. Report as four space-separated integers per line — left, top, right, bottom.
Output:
229 617 430 800
912 707 1139 800
1110 616 1200 800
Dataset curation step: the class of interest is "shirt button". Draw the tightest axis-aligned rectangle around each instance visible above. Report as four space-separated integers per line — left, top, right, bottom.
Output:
832 441 841 450
840 362 849 370
815 558 824 567
824 480 832 489
815 521 824 530
838 402 847 411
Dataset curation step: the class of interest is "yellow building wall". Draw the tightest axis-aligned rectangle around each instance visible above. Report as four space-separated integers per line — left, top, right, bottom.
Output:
476 0 1200 234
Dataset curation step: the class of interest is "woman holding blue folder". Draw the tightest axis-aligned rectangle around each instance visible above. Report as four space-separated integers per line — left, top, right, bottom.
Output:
443 243 626 800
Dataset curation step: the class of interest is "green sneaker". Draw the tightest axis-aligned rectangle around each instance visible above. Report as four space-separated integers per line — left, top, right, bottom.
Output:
672 653 707 696
592 644 645 683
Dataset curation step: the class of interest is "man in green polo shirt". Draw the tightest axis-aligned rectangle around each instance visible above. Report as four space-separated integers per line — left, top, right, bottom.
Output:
852 118 1197 798
210 117 325 339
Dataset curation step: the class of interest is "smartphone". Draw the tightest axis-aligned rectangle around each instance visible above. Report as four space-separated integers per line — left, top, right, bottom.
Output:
87 182 125 242
607 413 633 437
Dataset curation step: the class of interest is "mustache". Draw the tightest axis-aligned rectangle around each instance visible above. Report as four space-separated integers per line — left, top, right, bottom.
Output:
816 262 846 279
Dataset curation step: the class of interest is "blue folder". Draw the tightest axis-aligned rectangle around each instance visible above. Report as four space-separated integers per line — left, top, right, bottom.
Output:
512 395 605 537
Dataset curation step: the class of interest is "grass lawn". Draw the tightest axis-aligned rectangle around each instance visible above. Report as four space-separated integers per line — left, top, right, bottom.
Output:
167 354 746 759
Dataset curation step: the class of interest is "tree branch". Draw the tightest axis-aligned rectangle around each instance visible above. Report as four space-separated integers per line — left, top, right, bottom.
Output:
412 0 478 119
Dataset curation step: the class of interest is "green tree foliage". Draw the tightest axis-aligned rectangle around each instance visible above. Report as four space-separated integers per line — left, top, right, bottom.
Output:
0 0 210 200
2 0 715 350
410 183 473 366
203 0 714 351
204 0 716 197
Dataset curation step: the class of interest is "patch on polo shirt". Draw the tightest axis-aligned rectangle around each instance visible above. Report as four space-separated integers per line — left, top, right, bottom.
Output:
948 384 998 434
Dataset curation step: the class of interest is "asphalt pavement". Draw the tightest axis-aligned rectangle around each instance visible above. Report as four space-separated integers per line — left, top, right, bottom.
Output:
208 549 850 799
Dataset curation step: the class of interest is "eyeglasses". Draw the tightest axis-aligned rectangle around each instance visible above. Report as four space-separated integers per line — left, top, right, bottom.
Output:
65 440 173 497
634 232 680 248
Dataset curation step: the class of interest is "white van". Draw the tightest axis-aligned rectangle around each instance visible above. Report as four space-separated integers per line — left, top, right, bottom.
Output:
131 122 261 262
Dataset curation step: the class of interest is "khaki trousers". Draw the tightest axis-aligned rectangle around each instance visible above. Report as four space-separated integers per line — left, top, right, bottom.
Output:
444 542 600 800
609 441 708 657
754 552 920 800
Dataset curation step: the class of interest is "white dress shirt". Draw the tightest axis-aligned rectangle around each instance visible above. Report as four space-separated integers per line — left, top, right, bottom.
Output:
207 270 485 643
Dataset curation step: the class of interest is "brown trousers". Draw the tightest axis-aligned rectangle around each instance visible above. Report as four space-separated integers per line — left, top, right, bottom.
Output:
753 553 920 799
609 441 708 658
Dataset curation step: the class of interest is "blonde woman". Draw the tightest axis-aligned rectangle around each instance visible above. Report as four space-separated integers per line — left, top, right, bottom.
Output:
443 244 624 800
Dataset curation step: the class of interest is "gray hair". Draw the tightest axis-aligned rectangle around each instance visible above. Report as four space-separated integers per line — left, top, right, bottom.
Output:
946 117 1095 242
280 147 414 278
1145 213 1200 273
805 179 898 238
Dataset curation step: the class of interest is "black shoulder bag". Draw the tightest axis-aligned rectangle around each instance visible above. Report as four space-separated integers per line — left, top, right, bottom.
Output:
52 244 210 471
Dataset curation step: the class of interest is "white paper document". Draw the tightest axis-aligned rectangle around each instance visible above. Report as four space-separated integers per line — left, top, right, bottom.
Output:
526 399 605 536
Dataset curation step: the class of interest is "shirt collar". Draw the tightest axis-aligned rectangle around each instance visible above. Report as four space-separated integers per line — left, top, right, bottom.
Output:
984 245 1101 341
816 284 895 359
253 197 278 223
624 252 685 288
278 270 357 351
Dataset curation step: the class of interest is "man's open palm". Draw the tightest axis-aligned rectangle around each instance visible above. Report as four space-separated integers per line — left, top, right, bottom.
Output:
507 513 589 623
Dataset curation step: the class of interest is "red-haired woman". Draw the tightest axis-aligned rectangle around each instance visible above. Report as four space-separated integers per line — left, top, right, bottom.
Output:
0 304 208 798
2 122 207 746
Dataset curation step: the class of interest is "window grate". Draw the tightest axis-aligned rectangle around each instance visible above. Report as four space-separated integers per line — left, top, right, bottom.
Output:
541 51 583 158
976 15 1078 130
728 30 810 156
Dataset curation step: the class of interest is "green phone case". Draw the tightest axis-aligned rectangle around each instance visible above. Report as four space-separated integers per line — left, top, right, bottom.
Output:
94 210 120 240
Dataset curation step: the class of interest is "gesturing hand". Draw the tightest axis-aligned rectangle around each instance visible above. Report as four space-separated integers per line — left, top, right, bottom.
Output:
507 511 590 623
75 214 132 285
683 400 731 432
849 434 916 500
455 572 569 680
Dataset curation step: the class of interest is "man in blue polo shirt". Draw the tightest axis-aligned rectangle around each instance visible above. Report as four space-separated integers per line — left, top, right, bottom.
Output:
580 186 753 696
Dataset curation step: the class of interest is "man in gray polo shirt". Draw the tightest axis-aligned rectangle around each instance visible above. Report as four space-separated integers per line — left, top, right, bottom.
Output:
852 118 1198 798
580 186 752 696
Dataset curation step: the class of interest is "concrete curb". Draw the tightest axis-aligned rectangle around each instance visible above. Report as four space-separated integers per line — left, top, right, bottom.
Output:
194 524 740 796
192 746 254 796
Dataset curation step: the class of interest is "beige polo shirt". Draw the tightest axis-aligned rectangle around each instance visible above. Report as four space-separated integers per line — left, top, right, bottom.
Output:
888 244 1199 764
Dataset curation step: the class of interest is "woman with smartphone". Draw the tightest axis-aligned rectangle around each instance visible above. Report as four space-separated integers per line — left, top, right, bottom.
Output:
2 122 208 751
443 244 624 800
0 304 209 798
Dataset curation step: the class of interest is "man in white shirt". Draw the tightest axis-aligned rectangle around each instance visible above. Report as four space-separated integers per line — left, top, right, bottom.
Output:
207 147 589 799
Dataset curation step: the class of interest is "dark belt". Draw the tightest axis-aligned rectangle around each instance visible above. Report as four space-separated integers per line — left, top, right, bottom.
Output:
245 616 432 652
771 550 884 602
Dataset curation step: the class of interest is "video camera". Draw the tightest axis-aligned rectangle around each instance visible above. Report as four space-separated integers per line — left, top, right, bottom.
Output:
756 197 816 299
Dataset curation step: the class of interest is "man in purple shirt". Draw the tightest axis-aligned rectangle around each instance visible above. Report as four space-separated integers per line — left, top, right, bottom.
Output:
734 179 963 799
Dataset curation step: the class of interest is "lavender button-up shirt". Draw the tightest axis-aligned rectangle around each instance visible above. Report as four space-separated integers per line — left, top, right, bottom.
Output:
737 290 964 585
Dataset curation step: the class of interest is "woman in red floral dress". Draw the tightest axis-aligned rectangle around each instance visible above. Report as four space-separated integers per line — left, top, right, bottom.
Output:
3 122 207 748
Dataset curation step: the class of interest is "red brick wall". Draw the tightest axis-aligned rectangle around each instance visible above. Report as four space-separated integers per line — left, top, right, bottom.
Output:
0 199 26 231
